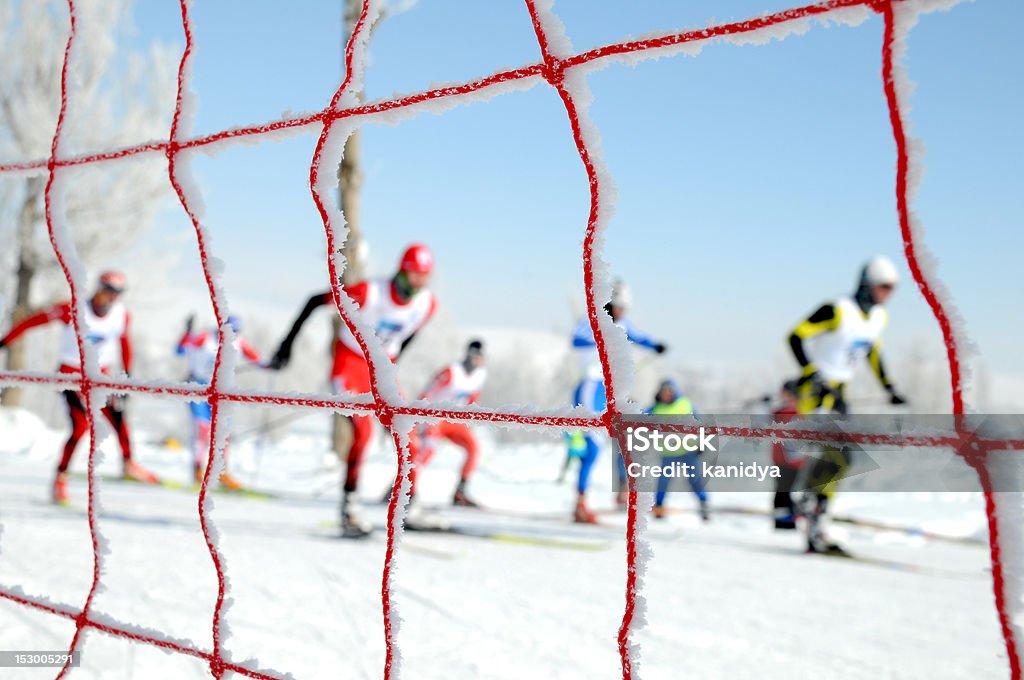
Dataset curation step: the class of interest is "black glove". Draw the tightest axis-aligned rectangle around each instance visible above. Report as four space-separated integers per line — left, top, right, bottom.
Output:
886 386 908 405
0 338 6 350
653 343 667 355
268 344 291 371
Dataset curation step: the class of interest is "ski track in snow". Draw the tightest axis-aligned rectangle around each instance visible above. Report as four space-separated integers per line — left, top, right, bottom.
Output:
0 412 1008 680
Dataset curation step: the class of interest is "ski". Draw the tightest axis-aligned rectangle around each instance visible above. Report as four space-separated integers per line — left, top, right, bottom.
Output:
406 523 609 552
70 472 170 488
70 472 287 501
671 504 983 546
308 527 460 559
208 485 277 501
803 547 983 579
31 498 83 513
316 520 610 552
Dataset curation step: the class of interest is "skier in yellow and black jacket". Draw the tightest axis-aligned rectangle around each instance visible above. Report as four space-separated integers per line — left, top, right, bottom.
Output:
787 255 908 554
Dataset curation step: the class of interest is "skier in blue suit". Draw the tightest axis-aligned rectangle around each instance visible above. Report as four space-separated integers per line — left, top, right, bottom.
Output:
568 280 666 523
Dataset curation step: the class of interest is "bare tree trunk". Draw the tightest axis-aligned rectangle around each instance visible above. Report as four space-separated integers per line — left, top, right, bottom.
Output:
332 132 365 457
332 407 354 462
338 0 365 288
2 176 44 407
338 131 364 285
332 0 366 458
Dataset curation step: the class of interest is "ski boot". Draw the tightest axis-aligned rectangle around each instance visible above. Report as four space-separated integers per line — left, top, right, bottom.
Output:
52 473 69 505
574 497 598 524
615 489 628 510
804 494 848 555
807 532 850 556
123 460 160 484
651 504 669 520
219 471 244 491
773 508 797 530
406 497 449 531
340 493 373 539
699 499 711 523
452 480 479 508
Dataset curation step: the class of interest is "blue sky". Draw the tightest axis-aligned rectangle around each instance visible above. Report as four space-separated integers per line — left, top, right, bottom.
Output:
122 0 1021 399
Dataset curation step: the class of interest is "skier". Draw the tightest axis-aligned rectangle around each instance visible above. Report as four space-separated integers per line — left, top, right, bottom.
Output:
787 255 908 553
558 431 586 484
569 280 667 524
175 313 264 489
0 271 158 503
769 379 804 530
413 339 487 507
646 379 709 521
268 243 437 537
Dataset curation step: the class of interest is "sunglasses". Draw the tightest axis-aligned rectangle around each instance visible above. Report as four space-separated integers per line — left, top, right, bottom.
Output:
101 283 125 295
876 284 895 291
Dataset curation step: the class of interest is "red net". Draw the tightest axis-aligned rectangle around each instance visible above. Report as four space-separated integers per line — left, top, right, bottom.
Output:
0 1 1019 679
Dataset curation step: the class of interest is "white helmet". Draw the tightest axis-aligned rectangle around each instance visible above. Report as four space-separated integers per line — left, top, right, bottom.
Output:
860 256 899 287
610 279 633 309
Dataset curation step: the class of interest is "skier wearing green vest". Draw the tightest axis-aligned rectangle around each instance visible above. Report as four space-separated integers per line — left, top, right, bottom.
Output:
643 379 710 521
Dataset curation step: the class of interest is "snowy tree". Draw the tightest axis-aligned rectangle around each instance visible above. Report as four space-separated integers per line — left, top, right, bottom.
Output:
0 0 177 405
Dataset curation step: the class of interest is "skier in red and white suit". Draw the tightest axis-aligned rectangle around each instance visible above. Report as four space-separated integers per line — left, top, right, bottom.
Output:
415 339 487 507
0 271 159 503
176 313 264 489
269 244 437 536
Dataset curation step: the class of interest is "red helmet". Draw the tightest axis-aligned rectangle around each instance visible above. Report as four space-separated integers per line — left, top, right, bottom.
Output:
398 243 433 275
98 270 127 293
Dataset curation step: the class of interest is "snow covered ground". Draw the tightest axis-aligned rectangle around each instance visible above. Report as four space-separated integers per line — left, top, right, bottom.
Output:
0 406 1011 679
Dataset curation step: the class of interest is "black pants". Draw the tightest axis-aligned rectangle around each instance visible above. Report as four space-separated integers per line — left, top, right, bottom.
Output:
804 445 853 499
59 391 131 473
773 465 801 516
